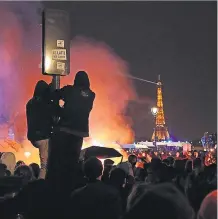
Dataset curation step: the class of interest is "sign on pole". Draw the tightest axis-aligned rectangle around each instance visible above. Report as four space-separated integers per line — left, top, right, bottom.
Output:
42 9 70 76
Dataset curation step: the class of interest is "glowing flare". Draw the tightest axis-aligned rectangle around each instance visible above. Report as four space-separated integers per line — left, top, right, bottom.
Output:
0 8 136 163
92 139 104 146
24 151 31 158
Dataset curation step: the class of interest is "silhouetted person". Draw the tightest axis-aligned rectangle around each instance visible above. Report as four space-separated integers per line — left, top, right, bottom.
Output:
26 80 53 179
29 163 40 179
117 154 137 177
14 165 34 185
69 157 122 219
109 168 128 210
102 159 114 184
124 183 195 219
15 161 25 169
47 71 95 194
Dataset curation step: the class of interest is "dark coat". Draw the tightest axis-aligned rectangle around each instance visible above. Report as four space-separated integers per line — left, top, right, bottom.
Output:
55 72 95 137
26 81 54 143
69 180 122 219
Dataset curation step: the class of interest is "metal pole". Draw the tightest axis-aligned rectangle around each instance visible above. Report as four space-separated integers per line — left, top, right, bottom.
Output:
51 75 60 125
52 75 60 90
154 116 157 150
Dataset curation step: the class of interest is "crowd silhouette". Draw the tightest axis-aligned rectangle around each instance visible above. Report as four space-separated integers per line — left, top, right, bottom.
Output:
0 71 216 219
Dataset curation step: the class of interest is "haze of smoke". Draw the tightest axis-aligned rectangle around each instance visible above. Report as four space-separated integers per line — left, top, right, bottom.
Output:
63 36 137 144
0 4 137 144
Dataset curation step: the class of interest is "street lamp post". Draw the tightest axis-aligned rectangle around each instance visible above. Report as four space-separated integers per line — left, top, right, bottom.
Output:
151 107 158 150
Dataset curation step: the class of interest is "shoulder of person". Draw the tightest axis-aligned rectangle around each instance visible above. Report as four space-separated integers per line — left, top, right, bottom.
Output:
71 185 86 197
26 98 38 109
62 85 73 91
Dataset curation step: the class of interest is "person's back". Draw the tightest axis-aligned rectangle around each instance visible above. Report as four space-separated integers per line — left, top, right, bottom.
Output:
69 157 122 219
26 81 52 142
71 180 122 219
110 168 128 211
29 163 40 179
46 72 95 193
57 71 95 137
124 183 195 219
26 80 55 179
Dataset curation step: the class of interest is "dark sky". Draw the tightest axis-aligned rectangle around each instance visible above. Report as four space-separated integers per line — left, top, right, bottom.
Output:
46 1 217 140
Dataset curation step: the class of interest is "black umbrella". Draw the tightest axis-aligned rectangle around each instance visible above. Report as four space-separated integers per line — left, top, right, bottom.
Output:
81 146 122 159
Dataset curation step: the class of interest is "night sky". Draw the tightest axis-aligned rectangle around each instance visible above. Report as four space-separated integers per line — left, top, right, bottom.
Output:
45 1 217 141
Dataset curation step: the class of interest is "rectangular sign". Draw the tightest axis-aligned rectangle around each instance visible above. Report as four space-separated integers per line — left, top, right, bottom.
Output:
52 49 67 60
57 62 65 71
57 40 64 48
42 9 70 76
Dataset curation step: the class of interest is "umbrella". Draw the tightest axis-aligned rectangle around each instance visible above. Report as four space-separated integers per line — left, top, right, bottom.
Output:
81 146 122 159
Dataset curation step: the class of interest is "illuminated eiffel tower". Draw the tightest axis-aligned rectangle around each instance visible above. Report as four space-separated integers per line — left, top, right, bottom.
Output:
151 75 170 141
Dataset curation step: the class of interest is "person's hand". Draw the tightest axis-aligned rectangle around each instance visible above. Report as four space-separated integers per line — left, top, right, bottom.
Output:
59 100 65 107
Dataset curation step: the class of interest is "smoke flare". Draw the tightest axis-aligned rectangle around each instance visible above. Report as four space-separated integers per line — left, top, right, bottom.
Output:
0 3 137 155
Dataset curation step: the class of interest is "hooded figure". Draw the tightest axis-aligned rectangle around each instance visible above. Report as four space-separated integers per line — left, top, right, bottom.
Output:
56 71 95 136
26 80 53 179
46 71 95 195
74 71 90 88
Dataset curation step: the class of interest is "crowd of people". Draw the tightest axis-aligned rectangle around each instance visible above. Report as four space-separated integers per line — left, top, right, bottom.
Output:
0 71 216 219
0 150 217 219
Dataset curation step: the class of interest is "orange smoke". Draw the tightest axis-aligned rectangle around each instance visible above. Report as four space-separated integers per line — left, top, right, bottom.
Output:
0 6 136 147
63 37 136 144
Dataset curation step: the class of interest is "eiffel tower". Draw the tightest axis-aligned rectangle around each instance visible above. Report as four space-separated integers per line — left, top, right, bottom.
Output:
151 75 170 141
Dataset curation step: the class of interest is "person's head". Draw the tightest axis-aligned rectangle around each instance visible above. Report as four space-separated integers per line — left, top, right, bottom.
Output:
1 152 16 174
14 165 34 183
104 159 114 170
127 182 152 211
128 155 137 167
15 160 25 169
29 163 40 179
176 152 180 158
33 80 49 98
198 190 217 219
83 157 103 181
74 71 90 89
150 157 162 172
110 168 126 188
124 183 195 219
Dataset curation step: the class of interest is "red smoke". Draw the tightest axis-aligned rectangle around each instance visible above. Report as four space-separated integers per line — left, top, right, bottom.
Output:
0 7 136 145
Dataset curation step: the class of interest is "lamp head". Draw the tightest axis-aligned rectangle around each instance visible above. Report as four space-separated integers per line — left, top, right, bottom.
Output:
151 107 158 116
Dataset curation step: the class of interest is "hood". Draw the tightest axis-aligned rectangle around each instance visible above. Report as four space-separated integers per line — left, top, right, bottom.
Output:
74 71 90 89
33 80 49 98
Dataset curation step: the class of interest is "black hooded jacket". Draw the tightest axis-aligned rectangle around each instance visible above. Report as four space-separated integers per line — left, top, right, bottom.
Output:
56 71 95 137
26 80 53 143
